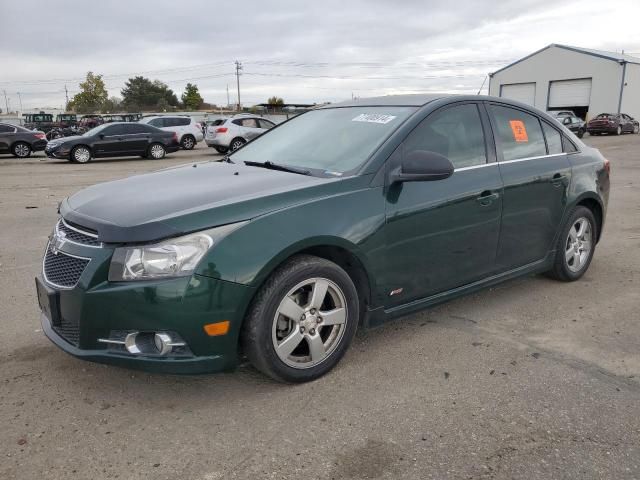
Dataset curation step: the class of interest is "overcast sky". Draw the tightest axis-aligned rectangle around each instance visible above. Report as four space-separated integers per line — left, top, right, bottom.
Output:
1 0 639 111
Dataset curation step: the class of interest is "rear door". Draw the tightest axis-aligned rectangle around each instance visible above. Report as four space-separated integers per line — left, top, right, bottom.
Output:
383 102 503 307
119 124 151 154
487 102 572 271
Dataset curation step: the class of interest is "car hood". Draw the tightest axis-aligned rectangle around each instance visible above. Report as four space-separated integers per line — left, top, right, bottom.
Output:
48 135 84 147
60 161 349 243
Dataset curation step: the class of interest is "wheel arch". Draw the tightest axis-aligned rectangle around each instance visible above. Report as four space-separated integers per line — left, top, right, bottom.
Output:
10 139 32 150
574 195 604 242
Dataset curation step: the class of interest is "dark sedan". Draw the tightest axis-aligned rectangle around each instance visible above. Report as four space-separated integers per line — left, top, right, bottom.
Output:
587 113 639 135
0 123 47 158
559 115 586 138
45 122 180 163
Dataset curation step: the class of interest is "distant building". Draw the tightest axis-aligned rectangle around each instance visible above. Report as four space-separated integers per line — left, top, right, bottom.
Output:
489 44 640 119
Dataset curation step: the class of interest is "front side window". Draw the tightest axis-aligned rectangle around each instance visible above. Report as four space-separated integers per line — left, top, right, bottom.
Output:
404 104 486 169
101 125 125 136
542 122 563 154
231 106 416 175
490 105 547 161
259 119 275 129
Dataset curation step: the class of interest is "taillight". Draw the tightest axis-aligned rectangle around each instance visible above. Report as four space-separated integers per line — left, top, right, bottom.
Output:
216 127 228 133
195 123 201 130
603 158 610 175
172 132 178 142
35 133 46 140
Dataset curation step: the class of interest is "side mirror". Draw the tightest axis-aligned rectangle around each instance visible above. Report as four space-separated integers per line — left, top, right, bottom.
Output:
562 118 571 125
99 133 105 139
390 150 454 184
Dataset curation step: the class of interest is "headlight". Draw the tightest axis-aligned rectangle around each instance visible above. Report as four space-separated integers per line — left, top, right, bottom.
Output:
108 222 247 281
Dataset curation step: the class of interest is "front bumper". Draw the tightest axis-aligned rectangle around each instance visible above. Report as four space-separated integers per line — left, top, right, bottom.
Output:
32 140 48 152
37 238 256 374
45 147 71 159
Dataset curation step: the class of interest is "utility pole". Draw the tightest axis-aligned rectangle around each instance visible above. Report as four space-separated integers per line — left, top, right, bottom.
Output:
235 60 243 112
226 84 230 109
17 92 23 114
64 85 69 111
2 90 8 114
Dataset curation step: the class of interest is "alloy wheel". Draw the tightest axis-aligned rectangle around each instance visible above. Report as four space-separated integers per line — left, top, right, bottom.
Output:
182 136 194 149
272 277 348 369
14 143 30 157
74 147 90 163
231 140 244 151
565 217 592 273
634 125 639 134
150 144 165 159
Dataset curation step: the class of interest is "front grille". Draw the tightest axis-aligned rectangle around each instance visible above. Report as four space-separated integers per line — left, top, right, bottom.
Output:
43 243 90 289
52 317 80 346
57 219 101 247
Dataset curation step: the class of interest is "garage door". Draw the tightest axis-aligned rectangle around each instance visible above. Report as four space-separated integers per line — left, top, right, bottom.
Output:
548 79 592 107
500 83 536 105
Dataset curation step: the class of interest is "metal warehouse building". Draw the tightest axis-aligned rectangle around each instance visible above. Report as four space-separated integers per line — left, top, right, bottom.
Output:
489 44 640 120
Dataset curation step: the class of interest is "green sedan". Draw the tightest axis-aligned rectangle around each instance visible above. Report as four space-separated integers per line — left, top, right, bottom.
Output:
36 94 610 383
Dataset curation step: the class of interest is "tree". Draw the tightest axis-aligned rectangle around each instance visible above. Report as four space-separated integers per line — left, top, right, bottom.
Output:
121 76 180 112
267 96 285 106
181 83 204 110
102 96 122 113
67 72 108 114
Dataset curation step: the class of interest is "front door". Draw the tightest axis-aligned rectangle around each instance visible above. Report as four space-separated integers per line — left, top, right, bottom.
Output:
487 103 572 271
383 103 503 307
93 124 126 156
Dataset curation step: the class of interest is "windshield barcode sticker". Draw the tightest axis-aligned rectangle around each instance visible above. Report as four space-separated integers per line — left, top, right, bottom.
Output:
352 114 397 124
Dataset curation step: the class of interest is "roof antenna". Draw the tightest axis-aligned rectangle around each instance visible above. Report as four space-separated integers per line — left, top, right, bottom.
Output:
477 75 488 95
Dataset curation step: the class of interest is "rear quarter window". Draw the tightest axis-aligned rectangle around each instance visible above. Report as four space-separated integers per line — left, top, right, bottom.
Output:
177 118 191 126
490 105 547 161
542 122 563 155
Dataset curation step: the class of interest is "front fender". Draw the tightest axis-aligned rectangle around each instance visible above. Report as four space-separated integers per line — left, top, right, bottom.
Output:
195 183 387 301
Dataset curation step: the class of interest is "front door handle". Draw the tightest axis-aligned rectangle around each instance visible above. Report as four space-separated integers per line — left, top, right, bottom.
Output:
476 190 499 206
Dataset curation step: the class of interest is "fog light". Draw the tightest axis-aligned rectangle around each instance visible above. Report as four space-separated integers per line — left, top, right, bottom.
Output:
98 331 187 356
153 333 174 356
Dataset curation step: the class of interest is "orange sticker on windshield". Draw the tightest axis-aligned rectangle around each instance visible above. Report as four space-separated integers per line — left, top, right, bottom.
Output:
509 120 528 142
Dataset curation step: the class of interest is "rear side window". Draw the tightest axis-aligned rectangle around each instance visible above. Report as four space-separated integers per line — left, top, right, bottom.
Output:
0 125 16 133
542 122 563 154
404 103 487 169
148 118 164 127
177 118 191 126
242 118 259 128
125 124 149 134
210 119 225 126
490 105 546 161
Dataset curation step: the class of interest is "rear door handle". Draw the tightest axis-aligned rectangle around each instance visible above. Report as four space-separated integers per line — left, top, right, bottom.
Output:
552 173 568 187
476 190 500 206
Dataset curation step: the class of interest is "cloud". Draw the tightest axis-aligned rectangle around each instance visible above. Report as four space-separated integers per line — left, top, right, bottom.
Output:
1 0 638 109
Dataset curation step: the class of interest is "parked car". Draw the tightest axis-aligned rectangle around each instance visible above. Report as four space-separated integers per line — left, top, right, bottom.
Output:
44 122 180 163
587 113 639 135
548 110 576 119
205 115 276 153
139 115 204 150
0 122 47 157
558 115 586 138
36 94 609 383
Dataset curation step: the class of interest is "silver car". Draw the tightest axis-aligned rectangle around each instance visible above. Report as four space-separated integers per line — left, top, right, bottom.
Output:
205 115 276 153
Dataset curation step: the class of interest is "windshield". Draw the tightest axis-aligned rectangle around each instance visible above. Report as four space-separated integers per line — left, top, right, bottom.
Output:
231 106 416 175
82 123 111 136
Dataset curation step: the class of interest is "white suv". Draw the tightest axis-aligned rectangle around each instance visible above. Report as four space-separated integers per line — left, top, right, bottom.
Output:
139 116 204 150
205 115 276 153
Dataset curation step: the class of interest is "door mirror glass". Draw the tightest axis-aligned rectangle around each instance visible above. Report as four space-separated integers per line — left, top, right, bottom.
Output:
562 117 571 125
391 150 454 184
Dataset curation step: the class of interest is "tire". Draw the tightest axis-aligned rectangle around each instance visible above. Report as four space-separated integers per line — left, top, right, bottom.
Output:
577 129 584 139
615 125 622 135
546 206 597 282
633 124 639 134
71 146 91 163
214 146 229 154
148 143 166 159
242 254 359 383
230 137 246 152
11 142 31 158
180 135 196 150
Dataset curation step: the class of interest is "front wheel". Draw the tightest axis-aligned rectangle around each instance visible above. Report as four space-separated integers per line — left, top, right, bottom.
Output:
12 142 31 158
577 129 584 139
546 206 597 282
148 143 166 159
634 124 639 134
242 255 359 383
71 146 91 163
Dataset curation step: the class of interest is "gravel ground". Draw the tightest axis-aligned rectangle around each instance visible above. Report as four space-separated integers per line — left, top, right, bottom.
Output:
1 136 639 480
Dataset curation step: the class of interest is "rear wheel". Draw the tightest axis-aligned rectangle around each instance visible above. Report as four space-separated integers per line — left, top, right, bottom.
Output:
12 142 31 158
546 206 597 282
242 255 359 383
148 143 166 159
180 135 196 150
214 146 229 154
230 137 246 151
71 146 91 163
615 125 622 135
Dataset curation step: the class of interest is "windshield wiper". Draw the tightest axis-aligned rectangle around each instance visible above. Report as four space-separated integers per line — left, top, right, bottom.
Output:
244 160 311 176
